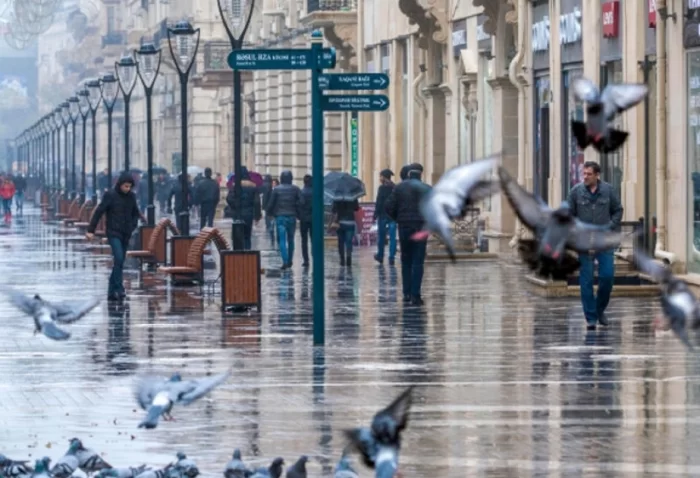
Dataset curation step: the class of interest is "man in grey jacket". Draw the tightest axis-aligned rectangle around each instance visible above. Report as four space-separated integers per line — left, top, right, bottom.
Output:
265 170 301 269
567 161 624 330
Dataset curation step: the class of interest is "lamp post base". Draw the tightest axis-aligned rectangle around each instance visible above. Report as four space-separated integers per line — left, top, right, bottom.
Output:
146 204 156 226
231 219 246 251
178 211 190 236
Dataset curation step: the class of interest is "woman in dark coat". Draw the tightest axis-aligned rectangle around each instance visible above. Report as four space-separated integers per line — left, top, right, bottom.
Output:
226 167 262 250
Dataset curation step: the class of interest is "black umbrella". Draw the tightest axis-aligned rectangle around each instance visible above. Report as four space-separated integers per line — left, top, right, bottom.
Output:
323 171 366 204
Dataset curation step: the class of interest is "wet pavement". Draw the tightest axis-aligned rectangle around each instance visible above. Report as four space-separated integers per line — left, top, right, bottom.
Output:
1 205 699 477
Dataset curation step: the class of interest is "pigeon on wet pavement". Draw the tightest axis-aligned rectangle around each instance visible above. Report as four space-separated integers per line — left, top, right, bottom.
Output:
631 246 700 350
498 167 622 280
284 456 307 478
0 455 32 478
2 288 100 340
570 76 648 153
135 369 232 429
29 458 51 478
406 155 501 262
333 455 359 478
95 466 148 478
69 438 111 476
223 449 250 478
248 458 284 478
344 386 414 478
50 440 81 478
173 453 198 478
134 465 174 478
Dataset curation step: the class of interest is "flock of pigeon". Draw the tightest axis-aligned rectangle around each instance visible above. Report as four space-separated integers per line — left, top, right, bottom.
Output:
3 75 697 477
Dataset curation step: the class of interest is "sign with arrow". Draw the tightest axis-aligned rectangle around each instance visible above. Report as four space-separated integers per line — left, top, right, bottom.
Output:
227 48 336 70
317 73 390 91
320 94 390 112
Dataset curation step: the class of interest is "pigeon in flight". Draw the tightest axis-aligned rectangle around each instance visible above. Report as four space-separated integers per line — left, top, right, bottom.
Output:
344 386 414 478
224 449 250 478
498 167 622 280
570 76 648 153
135 369 231 429
248 458 284 478
333 454 359 478
3 288 100 340
407 155 501 262
631 247 700 350
284 456 307 478
0 455 32 478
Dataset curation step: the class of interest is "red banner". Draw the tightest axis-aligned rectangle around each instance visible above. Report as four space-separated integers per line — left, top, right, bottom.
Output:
648 0 656 28
602 1 620 38
353 202 377 246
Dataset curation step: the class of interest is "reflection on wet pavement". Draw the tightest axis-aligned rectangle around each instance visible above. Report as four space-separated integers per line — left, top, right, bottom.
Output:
1 209 700 477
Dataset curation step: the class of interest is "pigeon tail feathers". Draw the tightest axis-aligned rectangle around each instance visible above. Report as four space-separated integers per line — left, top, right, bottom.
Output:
42 321 70 340
598 128 629 153
139 404 166 429
570 121 590 150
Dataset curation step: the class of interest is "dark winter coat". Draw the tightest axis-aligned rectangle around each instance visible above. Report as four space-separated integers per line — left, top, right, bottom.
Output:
168 177 191 213
265 171 300 218
384 178 430 227
226 179 262 221
194 177 221 206
373 181 394 221
88 172 141 241
298 185 313 223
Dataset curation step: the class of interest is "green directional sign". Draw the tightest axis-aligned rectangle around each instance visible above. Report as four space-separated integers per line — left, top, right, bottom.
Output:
320 94 390 112
318 73 389 90
227 48 336 70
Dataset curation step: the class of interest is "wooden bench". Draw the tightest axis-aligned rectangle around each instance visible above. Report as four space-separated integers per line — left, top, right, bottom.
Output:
73 201 94 229
157 227 230 284
62 199 83 225
127 218 180 266
54 197 76 219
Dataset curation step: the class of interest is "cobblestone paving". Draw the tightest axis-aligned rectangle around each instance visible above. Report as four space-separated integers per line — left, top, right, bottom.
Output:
1 206 699 477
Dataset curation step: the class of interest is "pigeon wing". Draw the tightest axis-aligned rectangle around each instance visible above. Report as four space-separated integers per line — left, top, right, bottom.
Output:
134 376 169 410
343 428 377 469
601 84 648 120
571 77 600 103
50 298 101 324
176 370 231 405
631 248 673 284
566 221 622 252
374 386 414 434
3 288 38 315
498 166 551 231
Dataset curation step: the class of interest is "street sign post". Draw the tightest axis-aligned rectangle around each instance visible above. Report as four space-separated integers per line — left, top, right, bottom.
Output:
227 48 336 70
320 94 390 112
317 73 389 90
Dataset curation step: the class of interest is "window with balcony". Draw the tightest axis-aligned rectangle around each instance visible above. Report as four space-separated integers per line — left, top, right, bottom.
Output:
107 6 116 33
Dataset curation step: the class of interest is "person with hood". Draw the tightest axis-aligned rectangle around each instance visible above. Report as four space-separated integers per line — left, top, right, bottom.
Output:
298 174 313 267
194 167 221 229
385 166 430 306
373 168 396 265
260 174 275 243
86 172 144 301
265 170 300 269
226 166 261 249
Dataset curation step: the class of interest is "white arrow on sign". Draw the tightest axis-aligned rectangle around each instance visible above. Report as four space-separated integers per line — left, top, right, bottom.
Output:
375 76 388 88
374 98 387 108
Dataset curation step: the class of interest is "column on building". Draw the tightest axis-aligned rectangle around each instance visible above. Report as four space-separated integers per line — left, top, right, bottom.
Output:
370 44 386 191
253 67 270 175
276 36 295 178
290 33 309 179
323 51 343 175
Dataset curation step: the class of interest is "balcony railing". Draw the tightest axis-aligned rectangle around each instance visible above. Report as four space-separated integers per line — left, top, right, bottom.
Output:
307 0 356 13
101 31 126 47
203 41 231 72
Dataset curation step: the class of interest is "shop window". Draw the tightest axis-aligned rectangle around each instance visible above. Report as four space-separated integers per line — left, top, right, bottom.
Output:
687 51 700 272
562 68 584 198
600 61 623 200
534 76 550 202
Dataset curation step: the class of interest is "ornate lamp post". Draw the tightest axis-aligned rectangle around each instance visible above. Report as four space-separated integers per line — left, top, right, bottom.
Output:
42 116 50 189
86 78 102 204
135 42 163 226
115 54 137 172
78 87 90 203
217 0 256 250
167 19 200 234
60 101 71 197
68 96 80 199
52 107 62 193
100 73 119 188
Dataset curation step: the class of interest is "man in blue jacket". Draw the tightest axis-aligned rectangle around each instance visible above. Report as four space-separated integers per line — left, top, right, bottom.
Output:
567 161 623 330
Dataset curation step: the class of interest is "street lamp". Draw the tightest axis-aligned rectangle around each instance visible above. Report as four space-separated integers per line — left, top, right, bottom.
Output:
115 54 137 172
135 41 163 226
52 107 62 193
78 87 90 203
86 78 102 204
68 96 80 199
60 101 71 197
101 73 119 188
217 0 256 250
167 19 200 234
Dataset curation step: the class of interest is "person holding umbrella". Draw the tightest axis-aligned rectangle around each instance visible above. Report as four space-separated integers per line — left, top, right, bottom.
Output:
325 171 366 267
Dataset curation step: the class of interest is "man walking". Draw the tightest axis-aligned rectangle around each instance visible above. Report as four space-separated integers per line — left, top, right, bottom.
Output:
298 174 313 267
373 168 396 265
265 170 300 270
385 165 430 306
194 167 221 228
13 173 25 215
567 161 623 330
86 172 144 301
226 166 261 250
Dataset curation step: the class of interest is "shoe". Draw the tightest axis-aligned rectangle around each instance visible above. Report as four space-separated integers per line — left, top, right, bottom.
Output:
374 254 383 264
598 312 610 326
389 258 395 266
280 264 289 270
302 261 309 268
586 323 597 331
411 296 424 306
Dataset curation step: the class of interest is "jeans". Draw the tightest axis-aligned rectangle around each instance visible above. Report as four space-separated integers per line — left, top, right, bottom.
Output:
199 202 216 229
2 198 11 215
14 191 23 212
399 224 427 298
107 236 129 297
265 215 276 242
337 222 356 262
578 249 615 324
300 220 312 263
376 217 397 261
243 217 253 250
276 215 297 266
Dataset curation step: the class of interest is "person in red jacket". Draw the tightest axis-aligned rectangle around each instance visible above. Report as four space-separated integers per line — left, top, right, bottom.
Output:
0 176 16 224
